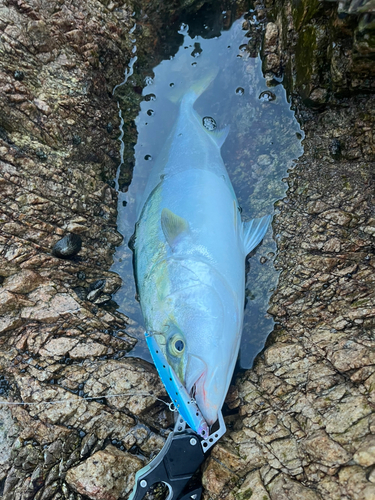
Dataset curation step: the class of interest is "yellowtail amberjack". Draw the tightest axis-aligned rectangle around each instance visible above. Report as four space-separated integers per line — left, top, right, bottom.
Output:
133 74 270 436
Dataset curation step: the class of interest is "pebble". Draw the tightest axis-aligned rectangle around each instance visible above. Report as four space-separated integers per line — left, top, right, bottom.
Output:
52 233 82 258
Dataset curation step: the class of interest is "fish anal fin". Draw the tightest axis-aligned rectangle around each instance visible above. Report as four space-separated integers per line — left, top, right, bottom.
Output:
161 208 190 249
242 215 272 255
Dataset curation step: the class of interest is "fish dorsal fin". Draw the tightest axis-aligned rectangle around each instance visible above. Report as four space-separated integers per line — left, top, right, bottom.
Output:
161 208 190 249
209 125 230 149
242 215 272 255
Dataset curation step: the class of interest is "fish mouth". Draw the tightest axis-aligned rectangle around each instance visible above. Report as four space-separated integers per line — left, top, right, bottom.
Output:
186 355 222 426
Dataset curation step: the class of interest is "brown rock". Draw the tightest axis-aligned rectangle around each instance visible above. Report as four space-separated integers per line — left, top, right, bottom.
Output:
202 457 236 497
321 210 352 227
302 431 351 467
268 474 322 500
3 270 43 294
237 470 270 500
21 291 81 322
69 341 107 359
354 436 375 467
65 445 144 500
264 343 305 365
39 337 79 357
325 396 372 434
323 238 341 253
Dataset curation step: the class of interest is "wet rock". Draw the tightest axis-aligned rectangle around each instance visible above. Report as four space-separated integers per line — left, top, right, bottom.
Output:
338 465 375 500
69 341 107 359
259 90 276 102
266 0 375 100
1 1 374 500
52 233 82 259
2 270 43 294
0 402 19 476
21 289 81 322
65 445 144 500
263 23 280 75
329 138 342 159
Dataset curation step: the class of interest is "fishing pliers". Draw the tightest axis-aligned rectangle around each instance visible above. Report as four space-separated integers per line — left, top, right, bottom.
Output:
129 413 226 500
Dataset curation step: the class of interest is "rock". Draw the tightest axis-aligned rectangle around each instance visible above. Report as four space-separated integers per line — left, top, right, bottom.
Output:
65 445 144 500
236 470 270 500
264 343 305 365
268 474 322 500
83 359 166 416
263 23 280 75
39 337 80 358
322 238 341 253
354 436 375 467
1 1 375 499
325 396 372 434
270 438 301 471
69 341 107 359
3 270 43 294
202 456 236 497
21 291 81 322
0 402 19 473
302 431 351 467
52 233 82 258
338 465 375 500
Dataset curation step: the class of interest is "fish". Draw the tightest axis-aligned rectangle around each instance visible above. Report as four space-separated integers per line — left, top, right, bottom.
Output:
133 74 271 434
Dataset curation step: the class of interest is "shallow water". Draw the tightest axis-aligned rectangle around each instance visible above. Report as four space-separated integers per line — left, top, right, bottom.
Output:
111 8 303 369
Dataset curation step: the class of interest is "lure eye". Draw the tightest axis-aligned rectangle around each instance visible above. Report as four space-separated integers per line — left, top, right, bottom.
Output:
169 335 185 356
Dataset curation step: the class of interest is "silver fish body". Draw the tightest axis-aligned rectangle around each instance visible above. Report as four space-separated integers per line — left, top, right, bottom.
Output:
134 82 270 428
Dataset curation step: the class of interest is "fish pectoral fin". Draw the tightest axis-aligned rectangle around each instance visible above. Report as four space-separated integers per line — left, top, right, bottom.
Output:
242 214 272 255
161 208 190 249
209 125 230 149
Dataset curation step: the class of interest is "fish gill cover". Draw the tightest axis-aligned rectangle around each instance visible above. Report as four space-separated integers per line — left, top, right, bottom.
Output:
111 9 303 369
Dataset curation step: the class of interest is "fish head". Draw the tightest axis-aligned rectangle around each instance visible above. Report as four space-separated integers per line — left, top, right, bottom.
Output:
160 283 240 427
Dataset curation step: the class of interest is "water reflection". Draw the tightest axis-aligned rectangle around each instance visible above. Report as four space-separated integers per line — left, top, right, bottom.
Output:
111 13 303 368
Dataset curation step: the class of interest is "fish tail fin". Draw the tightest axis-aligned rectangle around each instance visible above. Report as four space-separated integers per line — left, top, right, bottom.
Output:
169 67 218 104
242 215 272 255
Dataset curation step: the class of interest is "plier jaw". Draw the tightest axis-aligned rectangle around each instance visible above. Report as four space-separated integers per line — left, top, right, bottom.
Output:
129 413 226 500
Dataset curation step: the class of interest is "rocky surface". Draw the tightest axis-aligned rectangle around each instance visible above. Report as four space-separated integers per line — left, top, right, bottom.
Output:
262 0 375 103
0 0 179 498
0 1 374 500
200 4 375 500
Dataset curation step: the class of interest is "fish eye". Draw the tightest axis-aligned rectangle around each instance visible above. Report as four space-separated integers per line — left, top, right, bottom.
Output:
169 335 185 356
175 340 184 351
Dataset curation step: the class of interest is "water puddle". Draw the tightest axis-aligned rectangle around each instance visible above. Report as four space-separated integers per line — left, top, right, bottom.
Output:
111 7 303 369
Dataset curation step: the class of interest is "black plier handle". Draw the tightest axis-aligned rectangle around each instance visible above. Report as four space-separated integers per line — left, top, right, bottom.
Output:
129 430 205 500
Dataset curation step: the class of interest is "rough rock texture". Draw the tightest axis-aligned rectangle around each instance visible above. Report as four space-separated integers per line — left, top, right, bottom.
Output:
0 0 184 498
65 445 144 500
201 5 375 500
202 97 375 499
262 0 375 103
1 1 374 500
